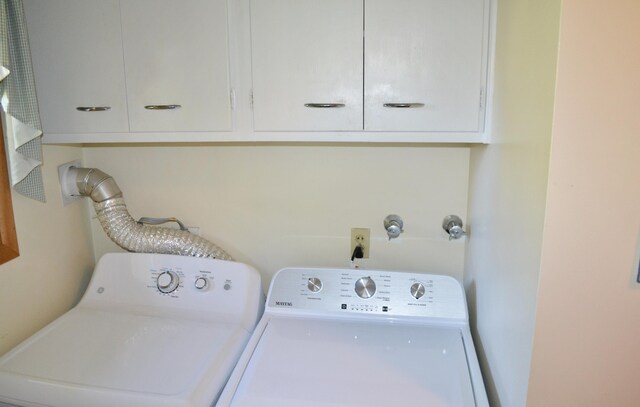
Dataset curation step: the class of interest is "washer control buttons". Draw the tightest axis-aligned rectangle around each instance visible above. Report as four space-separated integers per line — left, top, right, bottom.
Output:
157 270 180 294
410 282 426 299
307 277 323 293
355 276 376 299
194 277 208 290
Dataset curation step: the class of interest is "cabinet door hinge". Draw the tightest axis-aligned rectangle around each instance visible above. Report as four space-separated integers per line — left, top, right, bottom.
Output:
250 89 254 110
479 88 485 110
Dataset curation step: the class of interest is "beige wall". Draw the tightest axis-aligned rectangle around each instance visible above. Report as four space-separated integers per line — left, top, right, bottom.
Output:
528 0 640 404
0 146 94 356
465 0 560 405
83 145 470 291
0 142 470 357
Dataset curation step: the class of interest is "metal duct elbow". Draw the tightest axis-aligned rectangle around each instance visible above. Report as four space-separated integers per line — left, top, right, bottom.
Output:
68 167 233 261
72 168 123 202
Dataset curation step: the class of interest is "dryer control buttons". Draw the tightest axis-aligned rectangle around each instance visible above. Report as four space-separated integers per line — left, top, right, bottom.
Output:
157 270 180 294
355 277 376 299
410 282 426 299
194 277 208 290
307 277 323 293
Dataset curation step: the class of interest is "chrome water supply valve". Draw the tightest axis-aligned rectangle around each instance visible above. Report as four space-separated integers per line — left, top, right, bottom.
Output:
384 214 404 240
442 215 466 240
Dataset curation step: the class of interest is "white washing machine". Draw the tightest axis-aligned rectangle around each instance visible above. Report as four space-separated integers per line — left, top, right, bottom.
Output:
217 267 488 407
0 253 264 407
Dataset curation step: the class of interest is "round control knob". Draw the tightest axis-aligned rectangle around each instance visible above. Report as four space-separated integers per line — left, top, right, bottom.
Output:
307 277 322 293
157 271 180 294
410 282 426 299
194 277 208 290
355 277 376 299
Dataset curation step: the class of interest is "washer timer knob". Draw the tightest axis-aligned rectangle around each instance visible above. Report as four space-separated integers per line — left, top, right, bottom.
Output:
355 277 377 299
157 271 180 294
410 282 426 299
307 277 322 293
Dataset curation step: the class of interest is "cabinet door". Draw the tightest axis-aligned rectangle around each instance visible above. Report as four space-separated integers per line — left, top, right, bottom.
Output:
250 0 363 131
120 0 231 132
23 0 129 134
364 0 486 132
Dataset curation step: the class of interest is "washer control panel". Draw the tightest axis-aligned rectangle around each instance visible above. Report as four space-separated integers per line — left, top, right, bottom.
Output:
267 267 467 320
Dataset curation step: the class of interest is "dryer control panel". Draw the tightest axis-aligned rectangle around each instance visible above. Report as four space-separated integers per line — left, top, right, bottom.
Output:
79 253 263 328
267 267 467 321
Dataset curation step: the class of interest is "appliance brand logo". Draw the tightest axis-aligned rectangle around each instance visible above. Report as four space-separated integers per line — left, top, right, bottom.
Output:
275 300 293 307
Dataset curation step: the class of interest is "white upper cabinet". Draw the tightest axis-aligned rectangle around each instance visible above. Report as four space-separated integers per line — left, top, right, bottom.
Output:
249 0 490 136
250 0 364 131
23 0 231 138
24 0 493 143
121 0 231 132
364 0 486 132
23 0 129 134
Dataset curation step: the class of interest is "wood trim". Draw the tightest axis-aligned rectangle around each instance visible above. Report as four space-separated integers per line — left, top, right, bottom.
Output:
0 113 19 264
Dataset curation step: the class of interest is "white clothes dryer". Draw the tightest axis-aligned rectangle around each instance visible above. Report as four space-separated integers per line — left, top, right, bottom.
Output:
0 253 264 407
217 267 488 407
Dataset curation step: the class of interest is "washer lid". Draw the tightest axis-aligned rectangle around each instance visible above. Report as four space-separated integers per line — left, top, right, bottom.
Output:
0 307 249 406
228 317 477 407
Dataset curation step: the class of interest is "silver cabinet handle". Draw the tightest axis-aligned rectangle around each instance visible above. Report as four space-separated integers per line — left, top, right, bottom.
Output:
304 103 346 108
144 104 182 110
76 106 111 112
383 103 425 108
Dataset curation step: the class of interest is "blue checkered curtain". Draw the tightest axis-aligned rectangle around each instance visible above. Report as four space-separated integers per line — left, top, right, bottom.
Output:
0 0 45 203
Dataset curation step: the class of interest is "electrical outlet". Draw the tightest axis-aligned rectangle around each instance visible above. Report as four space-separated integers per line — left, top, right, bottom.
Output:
351 228 370 259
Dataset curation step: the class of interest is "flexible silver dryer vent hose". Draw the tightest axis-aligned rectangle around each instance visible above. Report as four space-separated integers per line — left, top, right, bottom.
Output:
69 168 233 261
